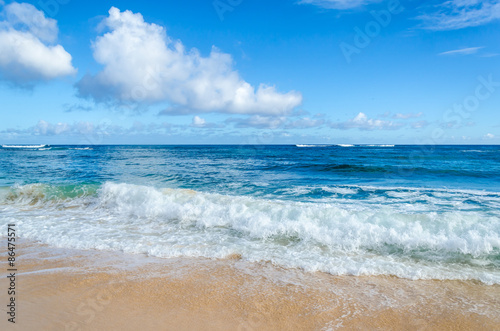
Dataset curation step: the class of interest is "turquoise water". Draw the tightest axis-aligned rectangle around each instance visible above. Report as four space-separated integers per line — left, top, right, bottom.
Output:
1 144 499 283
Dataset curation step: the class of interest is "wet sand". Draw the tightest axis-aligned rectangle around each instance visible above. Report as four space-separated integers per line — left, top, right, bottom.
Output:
1 239 499 330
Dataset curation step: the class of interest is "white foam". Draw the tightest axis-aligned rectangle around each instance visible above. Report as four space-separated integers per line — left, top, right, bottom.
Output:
336 144 355 147
461 150 489 153
1 182 500 284
321 186 359 195
2 144 47 148
296 144 331 147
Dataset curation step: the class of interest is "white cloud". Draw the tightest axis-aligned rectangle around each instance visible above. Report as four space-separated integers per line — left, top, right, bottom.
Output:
411 120 429 129
284 117 325 129
0 2 76 85
393 112 423 119
1 120 174 137
28 120 95 136
190 116 222 129
77 7 302 115
34 120 71 135
225 115 326 129
226 115 287 129
330 112 404 130
3 2 58 42
298 0 380 10
438 47 483 56
191 116 206 128
418 0 500 30
484 133 495 139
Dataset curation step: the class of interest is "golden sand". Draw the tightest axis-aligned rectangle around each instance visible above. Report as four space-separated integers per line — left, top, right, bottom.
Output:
1 239 499 330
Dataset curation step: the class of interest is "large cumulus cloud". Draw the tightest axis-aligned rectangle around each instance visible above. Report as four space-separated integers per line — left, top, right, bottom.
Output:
76 7 302 115
0 2 76 85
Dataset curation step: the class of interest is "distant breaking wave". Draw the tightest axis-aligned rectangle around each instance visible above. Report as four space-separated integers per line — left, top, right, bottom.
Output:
295 144 356 148
2 144 47 149
296 144 395 148
0 145 95 151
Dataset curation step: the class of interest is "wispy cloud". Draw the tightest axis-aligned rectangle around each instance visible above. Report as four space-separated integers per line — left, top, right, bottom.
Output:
298 0 381 10
299 0 500 30
480 52 500 58
0 120 174 137
284 117 325 129
330 112 404 130
225 116 287 129
438 46 483 56
418 0 500 30
392 112 423 119
411 120 429 129
225 115 325 129
63 103 93 112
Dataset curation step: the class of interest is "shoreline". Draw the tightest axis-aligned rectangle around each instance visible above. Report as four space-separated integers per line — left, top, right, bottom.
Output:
1 239 499 330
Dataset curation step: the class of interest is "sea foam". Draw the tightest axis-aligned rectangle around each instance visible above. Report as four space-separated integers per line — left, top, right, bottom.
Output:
1 182 500 284
1 144 47 149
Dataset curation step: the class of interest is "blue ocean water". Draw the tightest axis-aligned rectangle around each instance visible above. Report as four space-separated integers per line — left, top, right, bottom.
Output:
1 144 499 283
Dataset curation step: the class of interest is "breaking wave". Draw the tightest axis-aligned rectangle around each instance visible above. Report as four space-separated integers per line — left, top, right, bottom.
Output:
1 182 499 284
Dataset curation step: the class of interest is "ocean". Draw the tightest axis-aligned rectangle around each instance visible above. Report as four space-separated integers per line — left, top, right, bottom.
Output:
1 144 499 284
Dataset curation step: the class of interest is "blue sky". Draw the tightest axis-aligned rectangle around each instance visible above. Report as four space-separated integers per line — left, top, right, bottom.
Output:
0 0 499 144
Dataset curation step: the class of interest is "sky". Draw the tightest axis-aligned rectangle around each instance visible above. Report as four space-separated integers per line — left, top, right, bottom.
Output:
0 0 499 145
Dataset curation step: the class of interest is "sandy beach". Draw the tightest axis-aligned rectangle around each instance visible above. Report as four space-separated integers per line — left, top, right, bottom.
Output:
1 239 499 331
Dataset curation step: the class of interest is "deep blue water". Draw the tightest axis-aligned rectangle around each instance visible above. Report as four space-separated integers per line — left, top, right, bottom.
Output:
1 144 499 195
